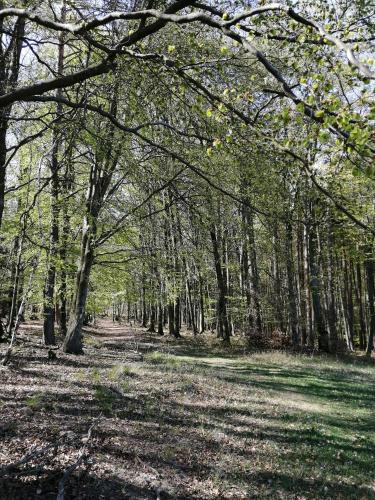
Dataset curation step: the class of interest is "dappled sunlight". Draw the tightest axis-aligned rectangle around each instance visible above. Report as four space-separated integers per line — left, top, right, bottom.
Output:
1 321 375 498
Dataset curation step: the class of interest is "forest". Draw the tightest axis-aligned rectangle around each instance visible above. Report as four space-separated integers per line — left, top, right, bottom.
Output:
0 0 374 499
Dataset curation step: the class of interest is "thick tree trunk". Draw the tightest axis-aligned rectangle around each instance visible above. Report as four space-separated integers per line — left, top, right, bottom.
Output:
63 222 94 354
148 303 156 332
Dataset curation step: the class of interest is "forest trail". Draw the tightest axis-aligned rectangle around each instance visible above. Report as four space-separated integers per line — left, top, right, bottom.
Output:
1 321 375 500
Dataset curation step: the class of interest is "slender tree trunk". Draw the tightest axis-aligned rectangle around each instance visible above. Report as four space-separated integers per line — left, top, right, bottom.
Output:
285 220 299 346
243 206 262 332
210 228 230 345
356 262 366 350
42 157 59 344
0 18 25 331
141 281 147 327
342 256 355 351
174 296 181 337
365 247 375 356
168 302 175 336
198 273 205 333
186 280 197 334
309 218 329 352
297 221 307 344
0 17 25 229
59 210 69 336
327 222 338 352
157 300 164 335
7 231 25 335
273 227 285 331
43 4 66 345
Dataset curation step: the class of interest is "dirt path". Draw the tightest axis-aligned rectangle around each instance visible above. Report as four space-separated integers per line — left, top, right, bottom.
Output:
0 320 240 500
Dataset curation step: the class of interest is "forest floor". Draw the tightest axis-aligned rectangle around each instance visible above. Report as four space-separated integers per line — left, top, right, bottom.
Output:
1 321 375 500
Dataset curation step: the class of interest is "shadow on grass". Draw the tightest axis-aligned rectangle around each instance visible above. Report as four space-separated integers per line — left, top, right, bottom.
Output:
3 323 375 500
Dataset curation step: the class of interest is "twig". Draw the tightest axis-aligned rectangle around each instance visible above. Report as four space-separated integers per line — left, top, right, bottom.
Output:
56 418 99 500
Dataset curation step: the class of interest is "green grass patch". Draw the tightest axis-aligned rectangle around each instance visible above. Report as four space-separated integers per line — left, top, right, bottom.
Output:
108 363 133 381
25 393 44 409
94 384 119 413
142 349 375 498
146 351 183 368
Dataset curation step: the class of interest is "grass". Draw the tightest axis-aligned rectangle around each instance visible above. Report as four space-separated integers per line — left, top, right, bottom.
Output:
25 393 44 409
94 384 119 413
146 350 181 365
137 349 375 499
3 323 375 499
107 363 133 380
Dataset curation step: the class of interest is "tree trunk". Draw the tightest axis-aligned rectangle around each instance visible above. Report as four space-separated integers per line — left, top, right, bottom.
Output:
285 220 299 346
198 273 205 333
186 280 197 334
148 303 156 332
365 247 375 356
42 5 66 345
141 282 147 327
0 17 25 229
309 218 329 352
168 302 175 336
273 227 285 331
210 229 230 345
343 256 355 351
63 221 94 354
356 262 366 350
327 222 338 352
174 296 181 337
157 300 164 335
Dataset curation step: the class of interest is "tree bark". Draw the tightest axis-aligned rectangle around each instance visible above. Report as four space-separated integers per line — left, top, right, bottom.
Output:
308 215 329 352
327 221 338 352
210 228 230 345
63 220 94 354
285 220 299 346
365 247 375 356
43 7 66 345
